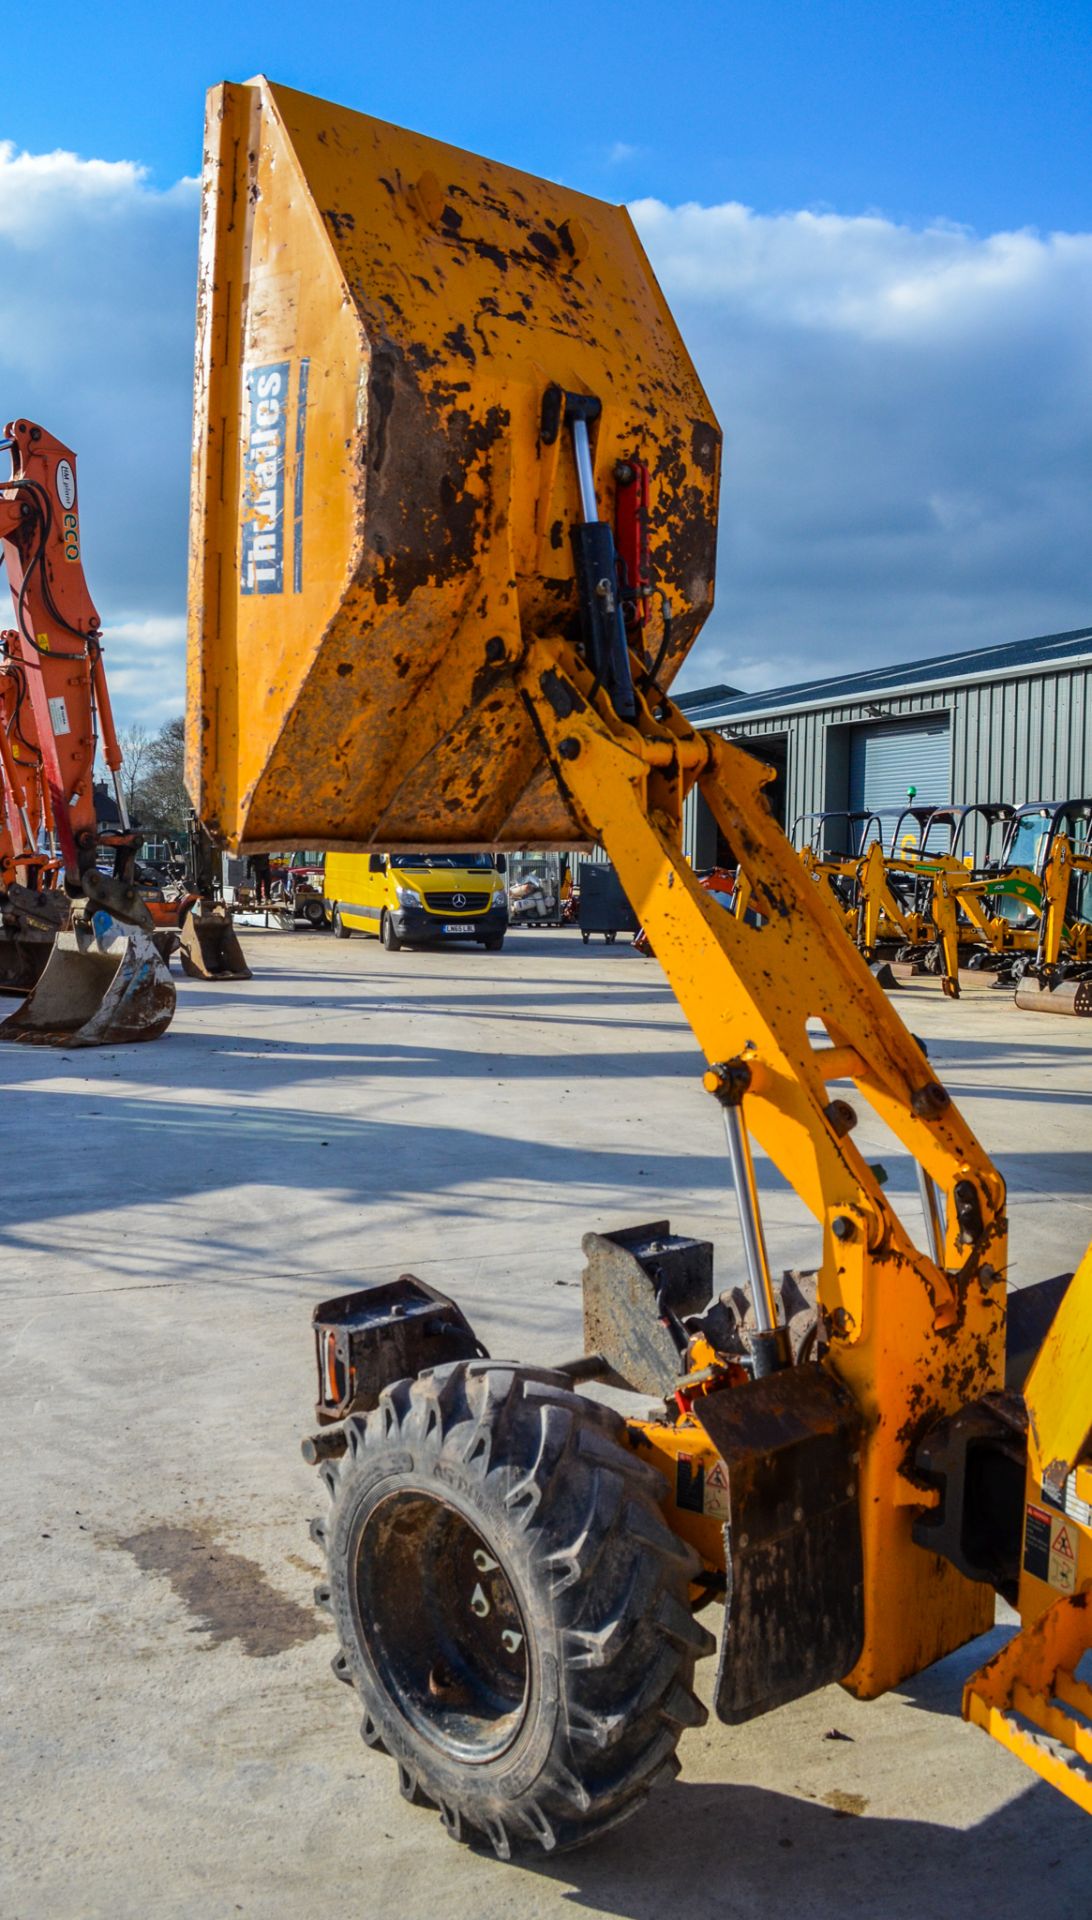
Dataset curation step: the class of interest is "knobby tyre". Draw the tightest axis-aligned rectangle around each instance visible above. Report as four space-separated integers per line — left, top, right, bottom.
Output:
312 1361 713 1856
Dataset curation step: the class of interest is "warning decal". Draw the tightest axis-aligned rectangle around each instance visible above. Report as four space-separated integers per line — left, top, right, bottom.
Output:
675 1454 730 1521
1049 1517 1077 1594
675 1455 705 1516
1025 1500 1080 1592
1023 1503 1052 1582
704 1460 730 1521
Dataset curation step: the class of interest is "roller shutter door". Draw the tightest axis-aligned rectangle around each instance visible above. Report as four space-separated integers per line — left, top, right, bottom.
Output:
848 714 950 813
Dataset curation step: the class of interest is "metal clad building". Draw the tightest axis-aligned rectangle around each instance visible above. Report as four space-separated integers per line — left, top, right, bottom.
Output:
677 626 1092 864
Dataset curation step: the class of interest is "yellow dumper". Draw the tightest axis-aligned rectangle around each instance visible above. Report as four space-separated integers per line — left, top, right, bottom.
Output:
187 78 1092 1854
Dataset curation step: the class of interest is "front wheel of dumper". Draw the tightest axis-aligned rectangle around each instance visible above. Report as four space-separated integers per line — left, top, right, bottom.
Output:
312 1362 712 1856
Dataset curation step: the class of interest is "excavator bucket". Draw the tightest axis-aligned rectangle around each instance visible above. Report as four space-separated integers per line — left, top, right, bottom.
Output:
0 934 51 994
0 884 71 993
1015 977 1092 1016
187 78 719 854
0 921 175 1047
178 904 252 981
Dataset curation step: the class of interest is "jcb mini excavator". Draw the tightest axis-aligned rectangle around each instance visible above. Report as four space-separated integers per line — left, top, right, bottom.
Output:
187 79 1092 1855
0 420 176 1045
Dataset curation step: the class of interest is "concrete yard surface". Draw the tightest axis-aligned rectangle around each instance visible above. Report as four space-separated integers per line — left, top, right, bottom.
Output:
2 926 1091 1919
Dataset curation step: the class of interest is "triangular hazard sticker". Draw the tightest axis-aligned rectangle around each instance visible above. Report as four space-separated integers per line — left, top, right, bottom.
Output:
1053 1524 1076 1560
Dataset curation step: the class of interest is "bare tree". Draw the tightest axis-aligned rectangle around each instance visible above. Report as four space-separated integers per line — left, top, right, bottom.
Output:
117 723 152 817
137 717 190 834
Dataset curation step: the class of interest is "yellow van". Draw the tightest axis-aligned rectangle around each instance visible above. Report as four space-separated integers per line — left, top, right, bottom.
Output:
324 851 508 951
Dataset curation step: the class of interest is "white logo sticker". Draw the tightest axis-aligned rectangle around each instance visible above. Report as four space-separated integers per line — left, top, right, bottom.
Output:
56 460 76 510
48 696 70 736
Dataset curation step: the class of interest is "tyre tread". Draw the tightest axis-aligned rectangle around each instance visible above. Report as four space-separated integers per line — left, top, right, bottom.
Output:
318 1360 711 1855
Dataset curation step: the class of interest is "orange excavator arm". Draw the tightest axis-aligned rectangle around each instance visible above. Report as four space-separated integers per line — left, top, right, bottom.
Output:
0 420 177 1044
0 418 127 884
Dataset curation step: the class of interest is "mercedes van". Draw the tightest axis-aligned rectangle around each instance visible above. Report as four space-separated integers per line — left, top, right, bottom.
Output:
324 852 508 951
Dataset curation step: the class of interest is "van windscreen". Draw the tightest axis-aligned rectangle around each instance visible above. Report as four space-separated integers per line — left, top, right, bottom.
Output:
388 854 495 870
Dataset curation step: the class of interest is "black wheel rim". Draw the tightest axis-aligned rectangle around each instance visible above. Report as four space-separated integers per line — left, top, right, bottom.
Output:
354 1490 530 1763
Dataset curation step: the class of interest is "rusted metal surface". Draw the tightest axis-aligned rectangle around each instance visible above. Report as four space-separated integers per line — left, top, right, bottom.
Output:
178 904 251 981
0 923 175 1046
964 1584 1092 1815
580 1221 714 1396
0 883 69 992
689 1364 864 1724
186 79 719 852
1015 976 1092 1015
311 1276 488 1424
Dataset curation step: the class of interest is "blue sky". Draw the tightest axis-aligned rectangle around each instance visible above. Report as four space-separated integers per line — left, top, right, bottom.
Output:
2 1 1090 723
8 1 1092 226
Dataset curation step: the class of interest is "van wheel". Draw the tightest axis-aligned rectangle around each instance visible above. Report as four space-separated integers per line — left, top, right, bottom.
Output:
481 934 505 952
333 907 351 940
381 911 403 952
313 1363 713 1856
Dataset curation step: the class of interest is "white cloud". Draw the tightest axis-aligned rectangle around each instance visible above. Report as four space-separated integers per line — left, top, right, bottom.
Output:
1 143 1088 735
629 199 1092 692
604 141 643 167
100 616 190 728
0 143 198 729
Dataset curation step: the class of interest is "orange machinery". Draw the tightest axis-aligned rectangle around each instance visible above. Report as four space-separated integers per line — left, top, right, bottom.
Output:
0 420 174 1043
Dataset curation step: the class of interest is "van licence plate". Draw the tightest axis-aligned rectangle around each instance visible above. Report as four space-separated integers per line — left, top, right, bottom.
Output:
443 921 470 933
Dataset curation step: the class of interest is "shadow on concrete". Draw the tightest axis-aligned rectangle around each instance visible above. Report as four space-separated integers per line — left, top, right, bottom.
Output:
533 1773 1086 1920
540 1600 1085 1913
0 1028 702 1098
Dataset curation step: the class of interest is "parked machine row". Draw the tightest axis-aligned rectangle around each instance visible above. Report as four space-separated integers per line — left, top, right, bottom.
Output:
781 799 1092 1013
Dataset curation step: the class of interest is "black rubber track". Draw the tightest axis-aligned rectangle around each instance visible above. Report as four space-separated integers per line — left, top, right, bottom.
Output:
312 1361 714 1856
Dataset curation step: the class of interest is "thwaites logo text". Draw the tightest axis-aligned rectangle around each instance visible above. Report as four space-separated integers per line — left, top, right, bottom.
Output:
241 362 289 594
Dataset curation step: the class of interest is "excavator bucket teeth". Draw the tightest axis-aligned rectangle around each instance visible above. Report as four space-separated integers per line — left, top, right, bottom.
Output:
0 923 175 1047
178 908 251 981
186 77 719 855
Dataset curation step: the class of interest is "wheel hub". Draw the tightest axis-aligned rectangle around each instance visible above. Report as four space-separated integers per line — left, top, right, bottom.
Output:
354 1490 529 1763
